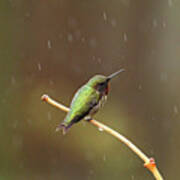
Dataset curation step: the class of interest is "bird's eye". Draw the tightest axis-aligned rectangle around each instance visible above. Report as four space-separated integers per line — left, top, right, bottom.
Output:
99 82 104 86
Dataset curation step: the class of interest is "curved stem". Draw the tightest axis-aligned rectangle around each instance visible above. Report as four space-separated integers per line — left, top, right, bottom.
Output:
41 94 164 180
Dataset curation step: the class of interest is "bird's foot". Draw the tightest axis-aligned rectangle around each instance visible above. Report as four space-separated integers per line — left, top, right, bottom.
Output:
85 116 92 121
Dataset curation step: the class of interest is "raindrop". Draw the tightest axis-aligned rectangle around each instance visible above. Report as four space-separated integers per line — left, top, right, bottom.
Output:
103 154 106 161
81 37 85 43
12 120 18 129
12 135 23 149
152 19 158 28
121 0 130 7
123 33 128 42
111 19 117 27
11 76 16 85
89 38 97 48
68 17 77 28
49 80 54 86
160 72 168 82
138 84 142 90
67 33 73 42
103 11 107 21
98 127 104 132
97 57 102 63
27 118 32 125
149 147 154 155
92 56 96 61
162 21 167 28
47 40 52 49
47 111 52 121
25 12 31 18
37 63 42 71
152 116 156 121
168 0 173 7
173 105 178 114
89 169 94 175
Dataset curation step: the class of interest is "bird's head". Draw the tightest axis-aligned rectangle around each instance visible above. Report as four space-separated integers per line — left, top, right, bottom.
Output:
87 69 125 93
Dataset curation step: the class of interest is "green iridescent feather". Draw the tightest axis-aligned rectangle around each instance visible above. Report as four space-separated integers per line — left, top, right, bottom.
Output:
63 84 100 126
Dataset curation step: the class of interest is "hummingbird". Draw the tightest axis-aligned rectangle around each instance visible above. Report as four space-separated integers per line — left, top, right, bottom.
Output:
56 69 125 134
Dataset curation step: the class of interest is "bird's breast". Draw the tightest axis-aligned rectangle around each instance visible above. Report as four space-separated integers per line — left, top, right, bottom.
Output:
99 95 107 108
88 95 107 117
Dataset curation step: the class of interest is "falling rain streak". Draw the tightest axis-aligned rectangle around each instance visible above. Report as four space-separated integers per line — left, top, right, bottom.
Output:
47 40 52 49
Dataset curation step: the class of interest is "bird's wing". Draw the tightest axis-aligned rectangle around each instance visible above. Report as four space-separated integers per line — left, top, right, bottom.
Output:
63 85 100 125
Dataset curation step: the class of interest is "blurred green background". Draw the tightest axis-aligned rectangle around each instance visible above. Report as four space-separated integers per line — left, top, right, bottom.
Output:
1 0 180 179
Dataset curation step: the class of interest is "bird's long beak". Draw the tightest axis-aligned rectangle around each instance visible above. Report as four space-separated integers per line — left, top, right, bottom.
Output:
107 68 125 81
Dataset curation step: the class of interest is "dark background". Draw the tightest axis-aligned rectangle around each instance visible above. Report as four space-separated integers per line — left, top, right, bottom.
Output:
1 0 179 179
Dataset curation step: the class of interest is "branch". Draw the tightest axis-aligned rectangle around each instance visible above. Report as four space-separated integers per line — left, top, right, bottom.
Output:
41 94 164 180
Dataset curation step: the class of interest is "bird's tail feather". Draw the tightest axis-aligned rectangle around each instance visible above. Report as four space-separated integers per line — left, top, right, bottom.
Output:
56 122 73 135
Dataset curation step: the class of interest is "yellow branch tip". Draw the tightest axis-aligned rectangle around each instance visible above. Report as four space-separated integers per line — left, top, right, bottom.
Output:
41 94 49 101
144 157 156 171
